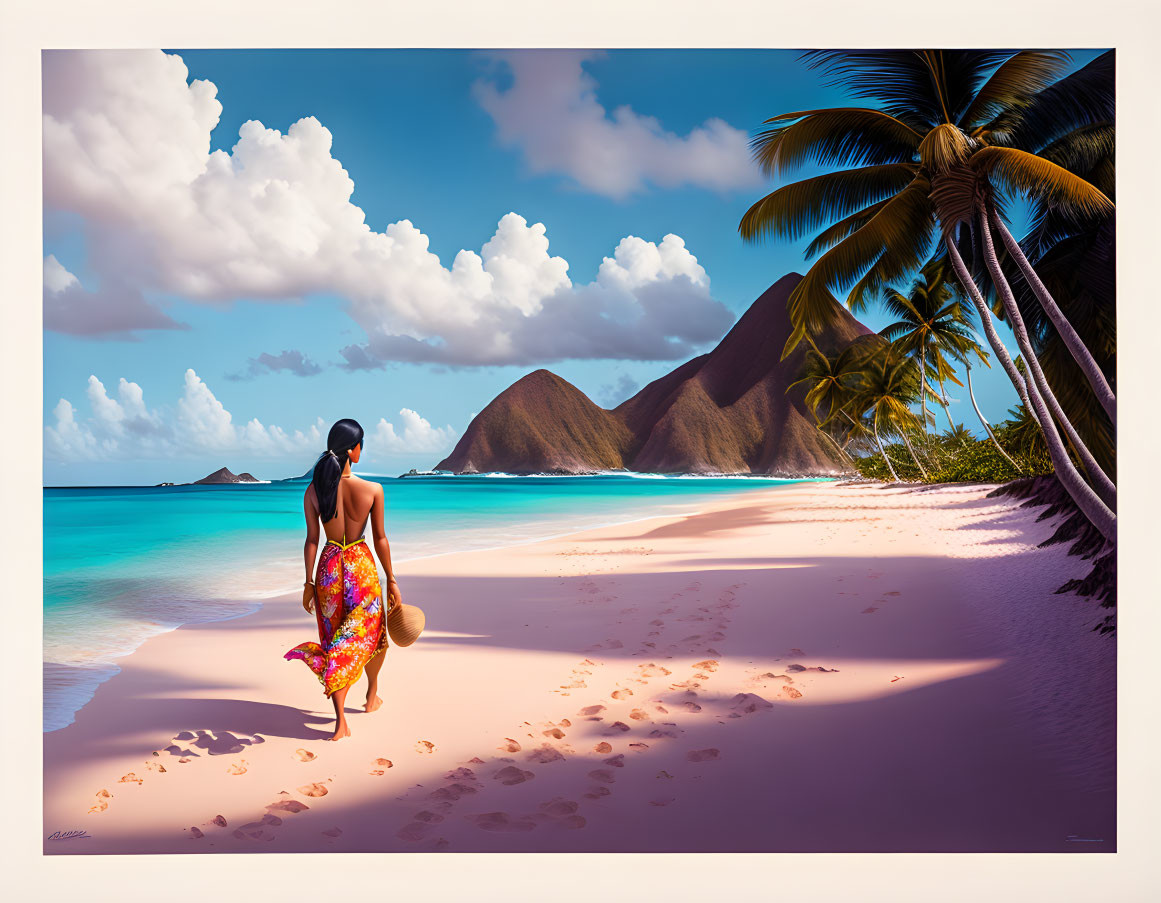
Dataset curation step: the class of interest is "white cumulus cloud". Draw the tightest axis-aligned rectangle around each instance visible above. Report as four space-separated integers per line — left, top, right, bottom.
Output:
42 50 736 362
370 409 458 454
473 50 764 199
44 369 455 464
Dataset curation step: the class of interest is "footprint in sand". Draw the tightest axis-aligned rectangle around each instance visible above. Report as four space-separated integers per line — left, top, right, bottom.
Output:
493 765 535 786
730 693 774 715
648 728 680 739
656 770 674 780
561 680 587 689
297 782 329 798
370 757 394 775
680 702 703 713
588 768 616 784
118 772 143 785
526 745 566 764
583 786 611 800
862 606 879 614
235 814 281 840
594 741 613 753
321 827 343 838
212 815 229 827
785 664 807 673
416 740 436 754
467 812 537 833
430 782 478 801
578 705 605 718
542 727 566 739
686 748 720 763
603 754 625 768
227 760 248 775
539 798 580 817
143 760 167 774
88 796 110 814
603 721 631 735
781 686 803 699
414 810 444 824
267 799 310 815
397 822 431 842
611 688 633 700
294 749 317 762
628 708 650 721
499 738 522 752
189 827 204 839
790 648 805 656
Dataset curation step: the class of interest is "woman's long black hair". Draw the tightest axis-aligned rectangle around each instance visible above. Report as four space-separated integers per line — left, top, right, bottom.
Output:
311 418 365 522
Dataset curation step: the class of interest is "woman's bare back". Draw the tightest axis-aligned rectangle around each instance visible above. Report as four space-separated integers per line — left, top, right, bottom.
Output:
310 475 377 543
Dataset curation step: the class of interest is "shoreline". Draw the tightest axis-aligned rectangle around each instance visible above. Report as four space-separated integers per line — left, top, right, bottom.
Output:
44 480 1114 853
43 480 816 733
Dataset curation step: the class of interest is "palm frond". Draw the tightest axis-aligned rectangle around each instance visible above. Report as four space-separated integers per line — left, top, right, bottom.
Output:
987 50 1114 152
961 50 1072 129
973 146 1114 218
751 108 922 177
802 50 1013 130
803 199 891 258
739 164 918 244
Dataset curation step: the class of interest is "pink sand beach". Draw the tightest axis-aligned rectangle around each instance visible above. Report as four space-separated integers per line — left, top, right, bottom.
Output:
43 481 1114 853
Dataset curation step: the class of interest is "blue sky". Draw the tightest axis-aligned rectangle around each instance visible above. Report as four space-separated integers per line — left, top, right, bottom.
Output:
42 49 1104 486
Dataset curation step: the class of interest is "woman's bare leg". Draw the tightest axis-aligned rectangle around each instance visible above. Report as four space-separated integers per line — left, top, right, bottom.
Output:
327 686 352 740
363 647 385 712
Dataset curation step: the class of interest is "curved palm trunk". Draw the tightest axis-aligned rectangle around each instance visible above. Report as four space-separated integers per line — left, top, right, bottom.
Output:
977 209 1117 507
816 415 856 467
966 360 1021 473
872 422 900 482
990 210 1116 426
899 428 929 480
946 231 1115 543
936 378 960 438
918 339 929 437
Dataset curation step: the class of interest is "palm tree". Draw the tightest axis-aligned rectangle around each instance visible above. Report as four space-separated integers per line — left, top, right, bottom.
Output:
884 255 1023 469
962 355 1022 472
878 256 980 438
978 51 1116 427
994 54 1115 478
943 423 976 446
739 50 1115 541
787 334 880 464
848 347 929 480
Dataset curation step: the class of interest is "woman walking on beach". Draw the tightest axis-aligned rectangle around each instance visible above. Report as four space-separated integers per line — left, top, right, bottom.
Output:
285 418 402 741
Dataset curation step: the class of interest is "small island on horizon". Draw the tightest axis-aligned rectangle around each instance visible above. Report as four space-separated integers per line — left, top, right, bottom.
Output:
153 466 262 487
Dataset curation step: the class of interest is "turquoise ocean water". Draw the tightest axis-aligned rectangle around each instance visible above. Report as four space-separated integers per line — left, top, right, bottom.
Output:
43 473 817 731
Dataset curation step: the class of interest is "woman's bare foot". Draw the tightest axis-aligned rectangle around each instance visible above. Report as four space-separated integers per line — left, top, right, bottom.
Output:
326 723 351 741
364 695 382 713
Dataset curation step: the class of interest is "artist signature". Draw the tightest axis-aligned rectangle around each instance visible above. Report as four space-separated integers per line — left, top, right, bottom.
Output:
47 829 92 841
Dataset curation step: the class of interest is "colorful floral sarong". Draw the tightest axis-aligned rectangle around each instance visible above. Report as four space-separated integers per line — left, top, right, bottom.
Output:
285 536 387 697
